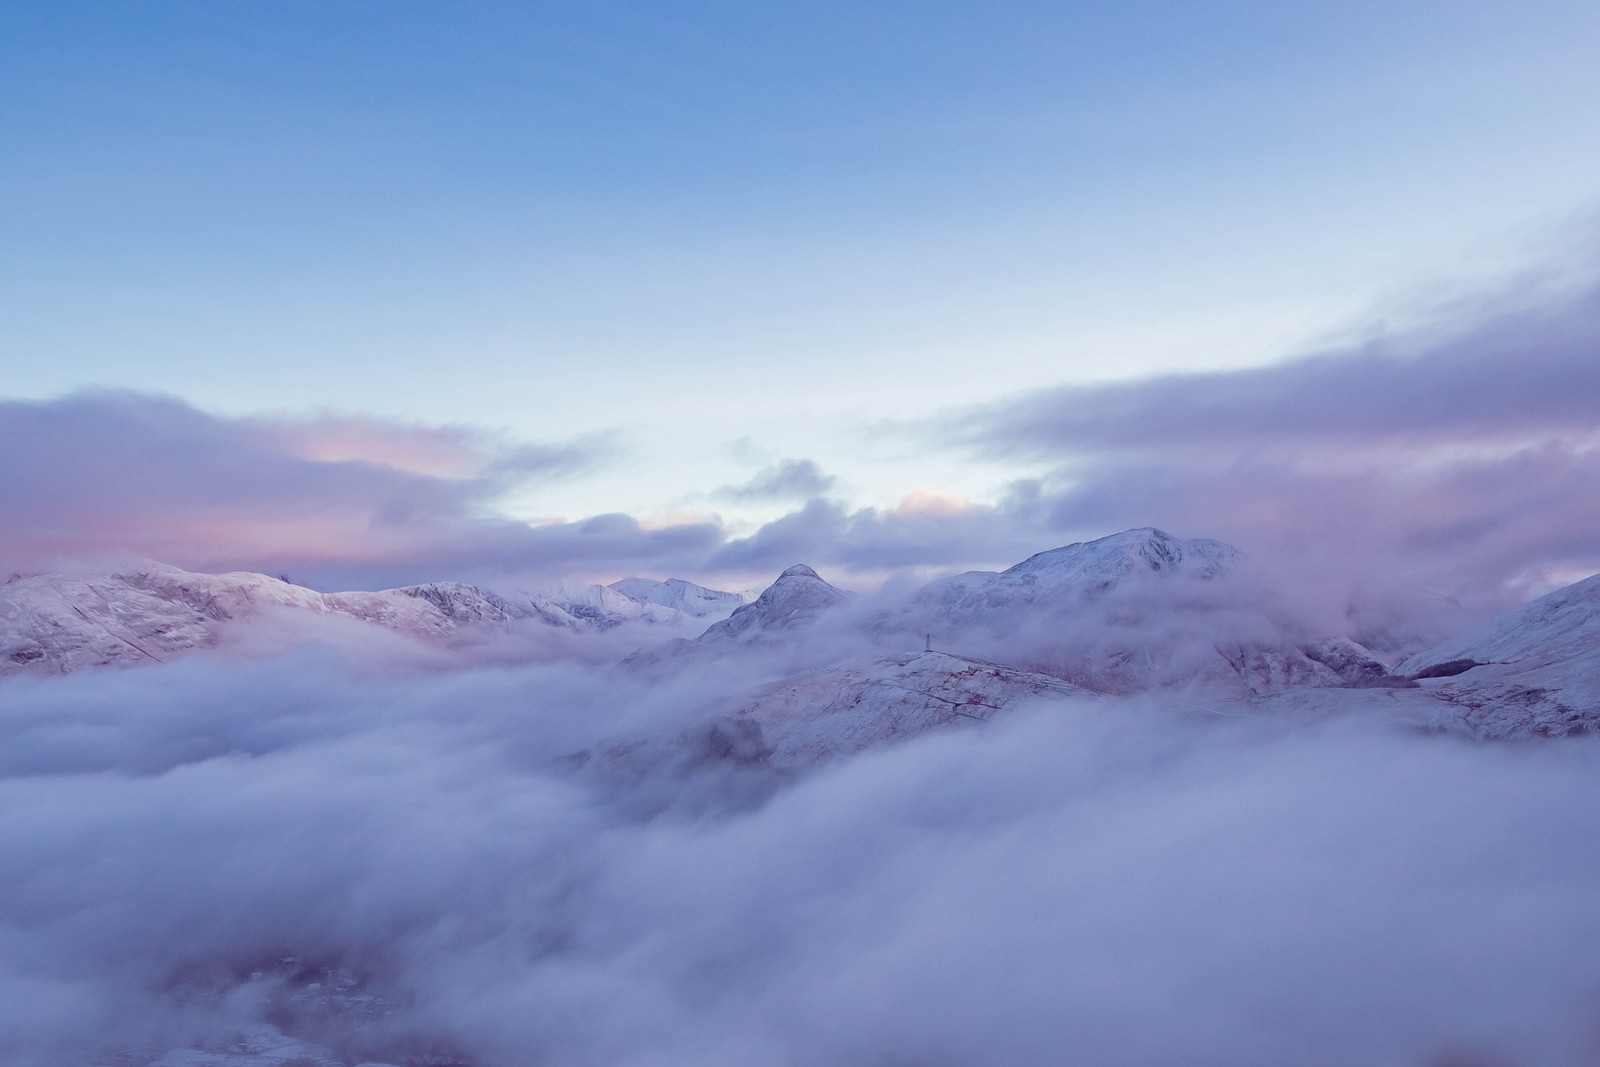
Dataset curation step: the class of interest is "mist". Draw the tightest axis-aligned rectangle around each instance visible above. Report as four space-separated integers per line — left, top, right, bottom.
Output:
4 639 1600 1067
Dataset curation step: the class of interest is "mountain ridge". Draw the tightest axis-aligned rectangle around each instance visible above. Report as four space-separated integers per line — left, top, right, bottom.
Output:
0 564 745 678
6 531 1597 747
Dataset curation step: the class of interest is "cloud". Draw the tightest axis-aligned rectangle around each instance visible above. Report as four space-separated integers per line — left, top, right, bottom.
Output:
7 265 1599 603
938 273 1600 601
0 387 1042 592
3 650 1600 1065
0 391 727 588
706 496 1046 578
956 280 1600 457
714 458 838 502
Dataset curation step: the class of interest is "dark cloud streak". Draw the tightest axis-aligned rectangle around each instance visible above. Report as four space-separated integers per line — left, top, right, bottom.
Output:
957 280 1600 457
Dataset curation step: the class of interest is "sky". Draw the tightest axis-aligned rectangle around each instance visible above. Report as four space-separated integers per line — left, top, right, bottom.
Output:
3 1 1599 593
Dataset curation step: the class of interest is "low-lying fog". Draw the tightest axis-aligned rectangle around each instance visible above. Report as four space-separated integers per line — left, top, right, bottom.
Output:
3 642 1599 1067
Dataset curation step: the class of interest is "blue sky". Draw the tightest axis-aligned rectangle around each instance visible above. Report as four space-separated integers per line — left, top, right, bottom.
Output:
3 2 1600 584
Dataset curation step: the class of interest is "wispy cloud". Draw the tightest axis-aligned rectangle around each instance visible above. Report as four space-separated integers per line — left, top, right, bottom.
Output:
714 458 838 502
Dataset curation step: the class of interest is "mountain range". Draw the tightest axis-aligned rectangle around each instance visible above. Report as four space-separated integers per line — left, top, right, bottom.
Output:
4 528 1595 749
0 564 746 677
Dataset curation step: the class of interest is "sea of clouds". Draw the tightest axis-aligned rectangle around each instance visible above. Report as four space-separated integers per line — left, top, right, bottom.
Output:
3 638 1600 1067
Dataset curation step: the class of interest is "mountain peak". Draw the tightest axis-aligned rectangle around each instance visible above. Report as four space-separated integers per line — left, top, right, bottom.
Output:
693 564 851 645
1004 527 1236 580
607 576 748 618
911 527 1238 630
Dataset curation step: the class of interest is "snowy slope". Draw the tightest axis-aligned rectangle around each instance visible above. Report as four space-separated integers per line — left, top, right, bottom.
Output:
0 571 219 675
0 567 501 677
0 564 743 679
489 578 695 630
1233 571 1600 739
901 529 1396 697
699 564 852 643
570 648 1086 810
1396 572 1600 737
733 649 1085 767
619 564 855 674
1400 572 1600 677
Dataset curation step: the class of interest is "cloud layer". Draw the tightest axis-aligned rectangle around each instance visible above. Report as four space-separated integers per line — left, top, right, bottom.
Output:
5 263 1598 605
960 282 1600 454
4 650 1600 1066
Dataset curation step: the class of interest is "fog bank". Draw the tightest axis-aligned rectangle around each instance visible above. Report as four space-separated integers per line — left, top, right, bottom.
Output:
2 648 1599 1066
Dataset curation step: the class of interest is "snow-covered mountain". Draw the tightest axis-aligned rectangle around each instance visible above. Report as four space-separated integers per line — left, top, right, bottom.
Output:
912 527 1236 625
618 533 1406 698
9 532 1597 749
731 649 1085 767
619 563 855 674
0 564 743 678
608 576 749 617
895 528 1400 697
0 570 221 676
570 648 1084 813
700 564 852 643
490 577 693 630
0 566 505 677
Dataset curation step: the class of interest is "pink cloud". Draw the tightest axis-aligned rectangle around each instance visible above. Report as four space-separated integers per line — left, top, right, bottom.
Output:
0 391 696 588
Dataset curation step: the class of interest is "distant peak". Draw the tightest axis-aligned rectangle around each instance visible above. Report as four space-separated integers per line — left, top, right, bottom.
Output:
779 564 820 580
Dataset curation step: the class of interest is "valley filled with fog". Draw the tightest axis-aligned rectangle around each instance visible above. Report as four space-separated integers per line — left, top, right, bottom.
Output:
4 529 1599 1067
